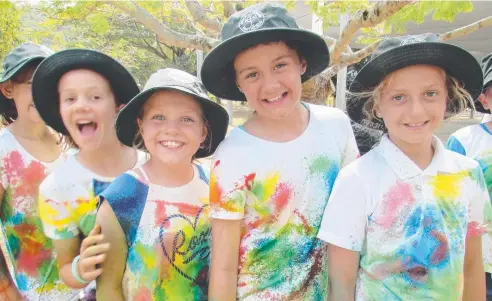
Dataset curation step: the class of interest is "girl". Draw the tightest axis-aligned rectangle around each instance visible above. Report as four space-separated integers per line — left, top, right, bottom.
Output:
94 68 228 300
0 42 80 300
319 33 491 301
32 49 145 295
447 52 492 299
200 3 359 300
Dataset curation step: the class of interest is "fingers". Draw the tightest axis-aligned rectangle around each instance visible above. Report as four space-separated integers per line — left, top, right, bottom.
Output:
80 234 105 253
88 224 101 236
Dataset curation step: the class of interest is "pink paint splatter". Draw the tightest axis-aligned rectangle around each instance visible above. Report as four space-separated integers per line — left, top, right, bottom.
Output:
374 181 416 229
467 221 487 237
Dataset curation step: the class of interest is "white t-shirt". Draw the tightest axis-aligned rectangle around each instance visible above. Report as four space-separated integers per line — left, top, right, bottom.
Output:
318 134 492 301
210 104 359 300
0 128 79 300
447 123 492 272
39 151 147 240
101 164 210 301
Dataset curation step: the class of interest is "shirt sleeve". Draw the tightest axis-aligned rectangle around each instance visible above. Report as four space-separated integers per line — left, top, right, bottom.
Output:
466 165 491 238
317 165 367 251
445 136 467 156
209 158 247 220
38 177 80 240
341 116 360 168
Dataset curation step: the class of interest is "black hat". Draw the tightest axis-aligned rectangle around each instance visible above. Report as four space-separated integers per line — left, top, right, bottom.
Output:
200 3 329 101
32 49 139 134
347 33 483 130
0 42 53 114
476 52 492 113
116 68 229 159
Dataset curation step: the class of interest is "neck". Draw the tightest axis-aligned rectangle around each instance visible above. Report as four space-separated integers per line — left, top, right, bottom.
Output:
388 134 434 170
144 157 194 188
9 117 52 140
77 141 137 177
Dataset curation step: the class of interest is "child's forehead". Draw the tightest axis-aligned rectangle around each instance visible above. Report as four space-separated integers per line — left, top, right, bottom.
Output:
58 69 111 89
144 90 202 111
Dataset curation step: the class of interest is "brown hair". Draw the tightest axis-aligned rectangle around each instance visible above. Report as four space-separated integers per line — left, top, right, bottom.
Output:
359 68 473 128
0 62 40 126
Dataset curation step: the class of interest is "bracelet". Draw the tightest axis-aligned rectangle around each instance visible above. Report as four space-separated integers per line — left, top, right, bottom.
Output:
71 255 89 284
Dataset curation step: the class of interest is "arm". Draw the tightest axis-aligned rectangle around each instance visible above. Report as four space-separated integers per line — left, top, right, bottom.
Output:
208 218 241 301
327 244 360 301
95 201 127 301
463 235 485 301
0 185 24 301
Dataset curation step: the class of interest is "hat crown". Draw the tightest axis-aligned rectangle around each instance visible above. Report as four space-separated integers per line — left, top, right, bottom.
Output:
2 42 53 75
481 52 492 87
144 68 209 99
371 33 440 60
221 3 298 40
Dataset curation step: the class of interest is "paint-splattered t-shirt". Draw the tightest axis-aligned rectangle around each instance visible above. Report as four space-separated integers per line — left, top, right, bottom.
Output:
101 164 211 301
210 104 359 301
318 134 492 301
447 123 492 273
0 128 80 301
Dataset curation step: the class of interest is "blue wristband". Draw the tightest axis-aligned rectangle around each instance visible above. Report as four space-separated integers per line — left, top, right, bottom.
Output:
72 255 89 284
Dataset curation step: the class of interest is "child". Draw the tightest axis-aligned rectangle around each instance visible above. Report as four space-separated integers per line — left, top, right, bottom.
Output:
31 49 145 295
200 3 359 300
319 33 491 301
447 52 492 299
0 42 81 300
94 68 229 300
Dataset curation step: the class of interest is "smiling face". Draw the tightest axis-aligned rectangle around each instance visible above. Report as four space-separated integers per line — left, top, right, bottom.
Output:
234 41 307 121
375 65 448 150
58 69 121 150
0 64 45 124
137 90 207 166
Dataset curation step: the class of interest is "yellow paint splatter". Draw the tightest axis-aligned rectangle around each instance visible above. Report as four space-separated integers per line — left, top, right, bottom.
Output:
431 171 468 199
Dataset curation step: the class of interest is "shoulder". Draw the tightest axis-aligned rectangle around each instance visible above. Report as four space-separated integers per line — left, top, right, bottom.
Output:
39 155 85 195
101 170 149 203
213 127 250 159
339 147 381 179
442 148 481 170
308 104 350 124
0 129 18 156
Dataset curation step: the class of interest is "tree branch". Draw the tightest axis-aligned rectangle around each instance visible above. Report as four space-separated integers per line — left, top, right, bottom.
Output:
330 1 414 64
222 1 236 18
108 0 218 51
339 40 381 65
185 0 222 33
439 16 492 41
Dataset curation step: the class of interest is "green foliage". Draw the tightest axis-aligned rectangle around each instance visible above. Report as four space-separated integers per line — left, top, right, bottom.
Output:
0 1 22 60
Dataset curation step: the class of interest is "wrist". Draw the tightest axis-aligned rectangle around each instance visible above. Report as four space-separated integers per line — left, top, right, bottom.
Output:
71 255 88 284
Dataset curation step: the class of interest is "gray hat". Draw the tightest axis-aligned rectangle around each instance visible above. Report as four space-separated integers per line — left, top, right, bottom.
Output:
116 68 229 158
474 53 492 113
347 33 483 130
201 3 329 101
0 42 53 115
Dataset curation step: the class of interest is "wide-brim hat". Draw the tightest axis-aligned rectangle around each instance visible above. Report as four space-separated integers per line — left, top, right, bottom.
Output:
347 33 483 130
201 3 329 101
32 49 139 134
0 42 53 114
477 52 492 113
116 68 229 159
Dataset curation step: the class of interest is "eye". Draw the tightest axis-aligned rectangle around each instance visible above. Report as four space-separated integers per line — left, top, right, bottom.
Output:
182 117 195 123
246 72 258 79
426 91 438 97
392 95 404 102
274 63 287 70
92 95 101 100
152 115 164 121
64 97 75 103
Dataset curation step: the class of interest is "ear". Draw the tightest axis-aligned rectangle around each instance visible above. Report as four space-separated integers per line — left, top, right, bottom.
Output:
116 103 126 113
235 81 244 94
0 81 15 100
300 58 307 75
478 93 490 110
201 123 208 144
137 118 144 136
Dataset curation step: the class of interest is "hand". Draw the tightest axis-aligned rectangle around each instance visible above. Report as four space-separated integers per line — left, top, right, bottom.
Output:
77 224 110 282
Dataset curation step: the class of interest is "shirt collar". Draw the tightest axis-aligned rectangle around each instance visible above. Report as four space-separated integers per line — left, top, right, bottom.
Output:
376 134 448 180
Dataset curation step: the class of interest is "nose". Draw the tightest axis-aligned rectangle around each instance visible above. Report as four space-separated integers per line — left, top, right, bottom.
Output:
73 96 91 113
261 71 282 96
163 119 179 135
408 98 426 116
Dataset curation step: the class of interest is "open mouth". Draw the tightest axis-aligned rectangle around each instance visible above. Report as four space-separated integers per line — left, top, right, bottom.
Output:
76 121 98 136
263 92 288 104
159 140 184 149
404 121 430 129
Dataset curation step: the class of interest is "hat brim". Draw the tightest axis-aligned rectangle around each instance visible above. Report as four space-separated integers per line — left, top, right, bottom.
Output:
201 28 329 101
32 49 139 134
116 86 229 159
477 75 492 113
347 42 484 129
0 57 45 113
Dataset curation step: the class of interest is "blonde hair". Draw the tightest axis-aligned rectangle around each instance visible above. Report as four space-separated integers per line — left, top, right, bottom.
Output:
358 68 474 128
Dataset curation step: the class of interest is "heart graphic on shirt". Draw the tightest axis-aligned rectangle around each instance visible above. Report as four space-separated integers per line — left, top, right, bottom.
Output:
158 204 211 284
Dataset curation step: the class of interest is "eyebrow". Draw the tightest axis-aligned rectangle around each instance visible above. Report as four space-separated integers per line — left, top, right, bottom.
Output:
237 54 293 76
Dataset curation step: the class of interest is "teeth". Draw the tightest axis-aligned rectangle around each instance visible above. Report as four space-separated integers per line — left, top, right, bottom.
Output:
161 141 183 149
407 122 426 127
77 120 92 125
266 94 284 102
